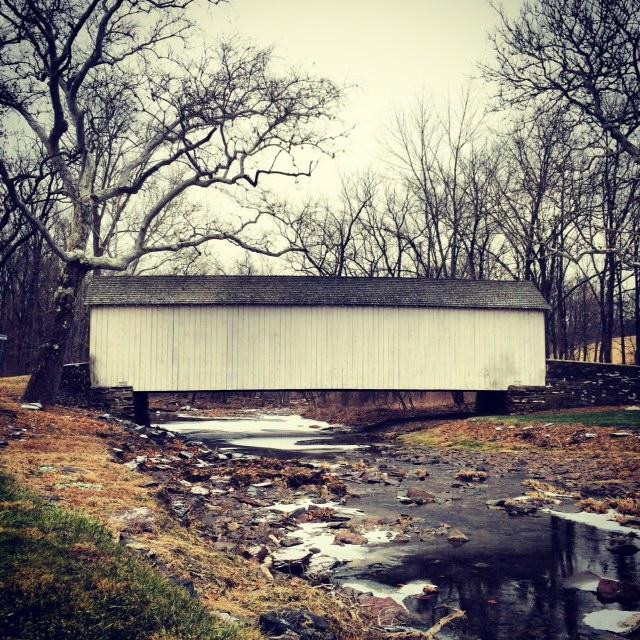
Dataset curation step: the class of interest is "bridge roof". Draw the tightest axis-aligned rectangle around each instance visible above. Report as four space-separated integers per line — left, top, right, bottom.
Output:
86 276 550 311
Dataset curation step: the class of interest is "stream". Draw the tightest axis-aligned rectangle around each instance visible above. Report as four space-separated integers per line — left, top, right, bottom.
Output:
155 412 640 640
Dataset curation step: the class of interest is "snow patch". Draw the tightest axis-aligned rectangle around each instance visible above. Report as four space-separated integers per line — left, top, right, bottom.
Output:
267 499 364 516
583 609 640 634
340 578 438 607
562 571 602 592
267 498 397 568
289 522 397 563
228 435 361 452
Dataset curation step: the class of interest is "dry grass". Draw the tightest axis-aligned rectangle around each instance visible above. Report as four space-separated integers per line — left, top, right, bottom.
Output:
611 497 640 516
0 377 155 525
454 468 488 482
578 496 640 518
522 479 579 499
578 336 637 365
0 377 373 639
400 412 640 503
401 414 640 456
400 420 529 452
579 498 610 514
0 375 29 396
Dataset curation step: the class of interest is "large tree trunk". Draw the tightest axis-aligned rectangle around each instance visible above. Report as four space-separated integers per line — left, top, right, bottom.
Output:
599 253 616 363
22 261 88 404
635 262 640 365
617 263 626 364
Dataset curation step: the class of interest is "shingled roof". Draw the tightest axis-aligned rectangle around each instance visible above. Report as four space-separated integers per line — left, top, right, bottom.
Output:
86 276 549 311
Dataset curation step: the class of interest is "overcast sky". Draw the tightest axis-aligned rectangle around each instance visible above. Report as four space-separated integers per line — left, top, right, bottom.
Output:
181 1 525 270
192 0 523 195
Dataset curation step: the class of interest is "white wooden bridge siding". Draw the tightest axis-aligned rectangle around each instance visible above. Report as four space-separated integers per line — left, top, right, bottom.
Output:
89 305 546 391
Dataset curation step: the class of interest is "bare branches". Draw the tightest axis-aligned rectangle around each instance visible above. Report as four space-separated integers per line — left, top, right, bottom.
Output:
0 157 69 261
0 0 343 274
484 0 640 163
383 606 465 639
266 86 638 363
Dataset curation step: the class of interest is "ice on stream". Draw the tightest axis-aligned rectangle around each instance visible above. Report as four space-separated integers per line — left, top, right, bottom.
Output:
158 413 363 452
266 499 398 568
229 435 361 452
562 571 603 592
285 522 397 563
582 609 640 634
548 509 640 535
268 499 364 516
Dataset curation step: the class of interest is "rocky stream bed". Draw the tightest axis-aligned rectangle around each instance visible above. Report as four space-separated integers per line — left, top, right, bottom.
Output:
108 411 640 640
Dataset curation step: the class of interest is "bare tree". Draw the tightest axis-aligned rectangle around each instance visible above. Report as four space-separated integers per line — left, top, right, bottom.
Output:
272 175 421 278
385 90 499 279
580 142 639 361
486 0 640 163
633 213 640 363
276 92 511 283
271 175 376 276
0 0 342 403
0 151 61 269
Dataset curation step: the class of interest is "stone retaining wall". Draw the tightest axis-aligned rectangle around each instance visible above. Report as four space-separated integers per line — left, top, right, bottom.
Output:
57 362 134 418
56 362 93 407
507 360 640 413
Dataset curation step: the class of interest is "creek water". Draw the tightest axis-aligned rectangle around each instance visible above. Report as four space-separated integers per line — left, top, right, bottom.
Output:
157 413 640 640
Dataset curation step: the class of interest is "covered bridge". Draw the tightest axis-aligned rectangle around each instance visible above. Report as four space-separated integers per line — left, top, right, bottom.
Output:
86 276 549 394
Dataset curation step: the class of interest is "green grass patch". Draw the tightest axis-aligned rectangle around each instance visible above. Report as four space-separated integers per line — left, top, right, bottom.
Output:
0 473 246 640
488 410 640 429
400 432 518 452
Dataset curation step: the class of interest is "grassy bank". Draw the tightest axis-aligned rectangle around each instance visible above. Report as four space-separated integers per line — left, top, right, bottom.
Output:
490 409 640 429
401 407 640 451
0 472 245 640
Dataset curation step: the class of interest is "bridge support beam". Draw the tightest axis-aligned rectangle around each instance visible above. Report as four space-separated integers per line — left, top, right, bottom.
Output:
475 390 508 415
133 391 150 426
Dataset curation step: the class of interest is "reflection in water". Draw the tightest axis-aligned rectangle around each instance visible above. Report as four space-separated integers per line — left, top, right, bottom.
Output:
343 518 638 639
